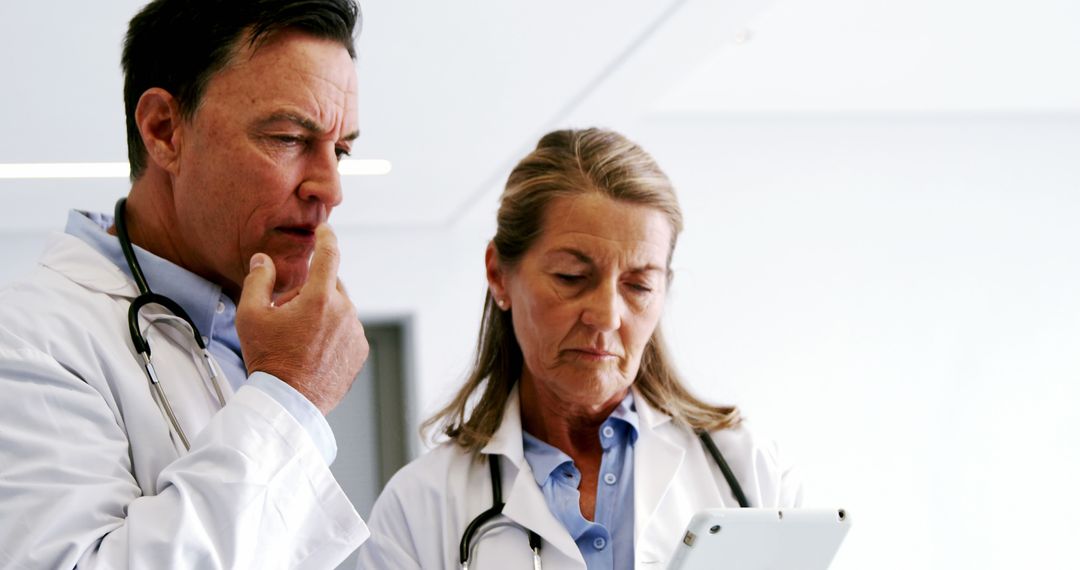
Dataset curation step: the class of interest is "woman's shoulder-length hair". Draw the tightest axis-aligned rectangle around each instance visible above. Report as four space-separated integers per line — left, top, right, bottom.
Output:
422 127 741 453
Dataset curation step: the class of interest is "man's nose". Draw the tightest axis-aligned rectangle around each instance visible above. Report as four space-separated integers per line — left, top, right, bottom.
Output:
298 144 343 208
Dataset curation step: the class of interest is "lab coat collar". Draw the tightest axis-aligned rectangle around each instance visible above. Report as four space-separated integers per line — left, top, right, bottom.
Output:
64 209 232 345
632 385 676 432
39 232 139 297
479 382 526 463
481 383 586 565
480 383 692 566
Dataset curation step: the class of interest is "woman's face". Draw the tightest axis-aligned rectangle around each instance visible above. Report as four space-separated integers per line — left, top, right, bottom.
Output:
488 193 673 413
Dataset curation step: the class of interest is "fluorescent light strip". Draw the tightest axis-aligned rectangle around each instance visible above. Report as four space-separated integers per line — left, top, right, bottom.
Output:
338 159 393 176
0 159 392 179
0 162 130 179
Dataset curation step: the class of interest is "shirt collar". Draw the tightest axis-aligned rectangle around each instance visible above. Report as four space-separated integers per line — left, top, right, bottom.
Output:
522 431 574 487
64 209 234 345
608 390 640 442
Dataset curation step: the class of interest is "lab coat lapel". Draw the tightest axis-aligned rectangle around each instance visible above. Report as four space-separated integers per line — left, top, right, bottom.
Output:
632 387 689 564
41 232 232 456
481 385 585 565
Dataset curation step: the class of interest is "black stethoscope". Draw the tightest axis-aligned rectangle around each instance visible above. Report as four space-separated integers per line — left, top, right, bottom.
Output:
115 198 226 450
458 429 749 569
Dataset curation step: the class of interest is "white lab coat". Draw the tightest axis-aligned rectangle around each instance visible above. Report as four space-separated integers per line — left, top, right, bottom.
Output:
355 384 802 569
0 233 368 568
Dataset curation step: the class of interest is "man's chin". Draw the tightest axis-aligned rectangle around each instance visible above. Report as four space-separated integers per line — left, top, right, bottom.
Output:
272 264 310 295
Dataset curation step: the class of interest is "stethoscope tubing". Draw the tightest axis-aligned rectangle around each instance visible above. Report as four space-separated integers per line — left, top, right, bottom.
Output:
459 428 749 568
114 198 226 451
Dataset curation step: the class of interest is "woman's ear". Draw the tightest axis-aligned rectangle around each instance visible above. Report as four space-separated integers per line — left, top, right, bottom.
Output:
485 242 511 310
134 87 184 175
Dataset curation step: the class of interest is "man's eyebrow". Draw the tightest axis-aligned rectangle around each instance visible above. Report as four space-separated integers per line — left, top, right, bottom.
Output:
256 112 361 141
257 112 322 132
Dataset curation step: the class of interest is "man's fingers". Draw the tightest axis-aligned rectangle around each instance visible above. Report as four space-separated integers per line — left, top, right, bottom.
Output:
273 286 303 307
306 224 340 294
239 253 277 310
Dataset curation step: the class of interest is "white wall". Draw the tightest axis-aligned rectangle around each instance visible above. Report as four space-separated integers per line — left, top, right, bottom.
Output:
630 115 1080 569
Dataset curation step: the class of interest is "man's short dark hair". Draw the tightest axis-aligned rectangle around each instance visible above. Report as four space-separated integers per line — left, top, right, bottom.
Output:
122 0 361 180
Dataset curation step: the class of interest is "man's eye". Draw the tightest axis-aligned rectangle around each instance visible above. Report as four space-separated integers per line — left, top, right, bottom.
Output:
555 274 584 284
273 135 304 145
627 282 653 294
335 147 351 160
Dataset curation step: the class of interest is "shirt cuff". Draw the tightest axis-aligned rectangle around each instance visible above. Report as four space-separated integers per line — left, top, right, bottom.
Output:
247 371 337 465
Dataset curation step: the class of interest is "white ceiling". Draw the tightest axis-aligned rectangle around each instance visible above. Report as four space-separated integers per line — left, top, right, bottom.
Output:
0 0 1074 231
657 0 1080 113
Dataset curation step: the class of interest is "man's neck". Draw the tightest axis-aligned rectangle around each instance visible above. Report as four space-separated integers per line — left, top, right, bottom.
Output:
109 173 235 300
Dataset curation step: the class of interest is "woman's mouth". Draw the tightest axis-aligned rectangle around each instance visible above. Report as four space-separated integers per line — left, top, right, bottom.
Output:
566 348 620 362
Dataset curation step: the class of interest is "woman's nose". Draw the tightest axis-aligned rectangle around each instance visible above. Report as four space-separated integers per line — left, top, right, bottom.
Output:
580 281 622 332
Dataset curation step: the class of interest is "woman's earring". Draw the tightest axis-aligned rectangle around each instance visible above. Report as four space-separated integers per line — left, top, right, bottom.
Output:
497 298 508 309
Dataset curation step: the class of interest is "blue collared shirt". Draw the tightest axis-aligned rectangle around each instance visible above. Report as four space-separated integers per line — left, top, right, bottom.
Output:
65 210 337 464
522 391 639 570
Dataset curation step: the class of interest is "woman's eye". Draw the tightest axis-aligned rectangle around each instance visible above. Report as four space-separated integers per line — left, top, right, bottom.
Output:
627 282 653 294
335 147 351 160
554 273 584 284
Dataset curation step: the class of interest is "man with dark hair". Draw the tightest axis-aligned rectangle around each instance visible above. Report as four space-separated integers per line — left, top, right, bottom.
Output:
0 1 371 567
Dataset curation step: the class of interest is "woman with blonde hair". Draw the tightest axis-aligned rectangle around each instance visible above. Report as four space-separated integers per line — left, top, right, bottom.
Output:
357 128 801 569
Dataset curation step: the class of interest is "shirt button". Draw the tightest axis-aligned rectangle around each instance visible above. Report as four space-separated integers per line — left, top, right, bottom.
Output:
602 426 615 439
593 537 607 550
604 473 617 485
201 336 209 345
216 301 225 314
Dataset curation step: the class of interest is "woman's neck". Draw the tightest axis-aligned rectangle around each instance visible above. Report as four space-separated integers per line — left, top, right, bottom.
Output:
518 373 627 459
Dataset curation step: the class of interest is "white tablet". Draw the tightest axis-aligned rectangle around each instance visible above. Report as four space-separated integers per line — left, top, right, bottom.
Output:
667 508 851 570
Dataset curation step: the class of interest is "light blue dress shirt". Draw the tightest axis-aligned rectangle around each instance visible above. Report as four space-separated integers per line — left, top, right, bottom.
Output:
65 210 337 464
522 391 639 570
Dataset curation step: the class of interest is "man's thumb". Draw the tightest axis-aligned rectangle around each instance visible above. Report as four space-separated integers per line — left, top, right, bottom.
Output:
240 253 276 308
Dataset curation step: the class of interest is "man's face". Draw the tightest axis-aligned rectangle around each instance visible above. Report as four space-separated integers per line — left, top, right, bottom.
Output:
170 31 359 296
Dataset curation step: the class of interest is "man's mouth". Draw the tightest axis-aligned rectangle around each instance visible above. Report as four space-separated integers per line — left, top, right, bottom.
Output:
277 225 317 240
274 223 315 243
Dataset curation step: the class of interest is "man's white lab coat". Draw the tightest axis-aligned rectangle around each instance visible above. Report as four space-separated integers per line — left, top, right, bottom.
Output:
0 233 367 568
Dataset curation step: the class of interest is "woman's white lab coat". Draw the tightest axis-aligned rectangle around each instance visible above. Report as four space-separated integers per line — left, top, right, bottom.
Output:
355 384 802 569
0 233 367 568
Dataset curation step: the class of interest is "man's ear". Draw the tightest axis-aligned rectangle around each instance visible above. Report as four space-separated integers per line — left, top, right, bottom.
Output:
485 241 511 310
134 88 184 175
